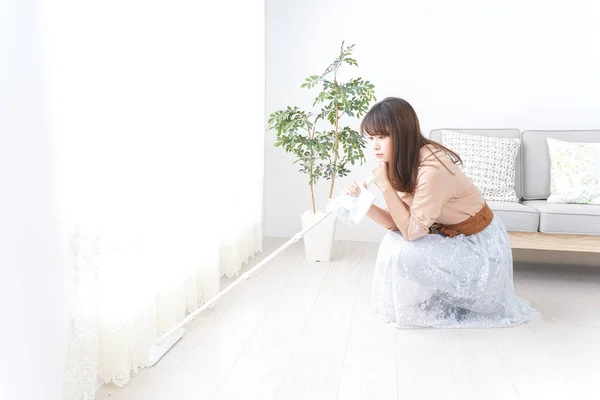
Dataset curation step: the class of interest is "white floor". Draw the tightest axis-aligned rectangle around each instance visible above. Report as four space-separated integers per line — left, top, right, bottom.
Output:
96 238 600 400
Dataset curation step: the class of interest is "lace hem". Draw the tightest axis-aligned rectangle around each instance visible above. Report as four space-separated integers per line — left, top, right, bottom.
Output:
408 210 437 235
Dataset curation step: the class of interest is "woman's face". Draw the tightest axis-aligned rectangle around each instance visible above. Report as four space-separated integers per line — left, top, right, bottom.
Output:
369 135 392 163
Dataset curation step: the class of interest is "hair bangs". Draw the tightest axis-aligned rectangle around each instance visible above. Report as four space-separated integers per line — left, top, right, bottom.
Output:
360 107 390 138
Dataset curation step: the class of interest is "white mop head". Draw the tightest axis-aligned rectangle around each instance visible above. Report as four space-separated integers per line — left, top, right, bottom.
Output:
325 185 376 225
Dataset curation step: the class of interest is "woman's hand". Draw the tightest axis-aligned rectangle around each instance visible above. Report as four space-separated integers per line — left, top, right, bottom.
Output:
370 162 392 191
342 181 367 197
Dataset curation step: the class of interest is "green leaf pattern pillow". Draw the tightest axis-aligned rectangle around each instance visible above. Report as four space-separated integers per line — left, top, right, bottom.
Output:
547 138 600 205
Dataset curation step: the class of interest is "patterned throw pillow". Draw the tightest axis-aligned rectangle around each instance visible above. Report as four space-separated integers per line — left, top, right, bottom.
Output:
441 130 521 202
547 138 600 204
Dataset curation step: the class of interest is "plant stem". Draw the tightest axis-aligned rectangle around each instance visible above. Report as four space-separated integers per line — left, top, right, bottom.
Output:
307 124 316 214
329 79 340 199
310 181 316 214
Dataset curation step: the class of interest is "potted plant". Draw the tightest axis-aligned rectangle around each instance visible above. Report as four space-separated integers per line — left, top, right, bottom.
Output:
267 41 376 261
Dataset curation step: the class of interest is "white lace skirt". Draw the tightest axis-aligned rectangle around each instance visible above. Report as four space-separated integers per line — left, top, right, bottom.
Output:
372 218 540 328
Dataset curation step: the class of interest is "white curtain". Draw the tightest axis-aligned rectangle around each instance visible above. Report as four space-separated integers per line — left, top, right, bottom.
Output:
41 1 264 399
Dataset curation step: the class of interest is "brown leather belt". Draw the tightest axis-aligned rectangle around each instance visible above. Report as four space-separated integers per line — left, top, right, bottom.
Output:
429 202 494 238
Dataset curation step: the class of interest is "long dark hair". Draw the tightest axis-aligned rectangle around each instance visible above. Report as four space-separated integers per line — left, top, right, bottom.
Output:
359 97 461 194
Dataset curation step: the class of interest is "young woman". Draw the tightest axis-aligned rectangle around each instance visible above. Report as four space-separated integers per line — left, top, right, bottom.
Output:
345 97 539 328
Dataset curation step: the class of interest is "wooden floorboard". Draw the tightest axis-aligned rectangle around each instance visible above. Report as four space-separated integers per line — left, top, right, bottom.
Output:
97 237 600 400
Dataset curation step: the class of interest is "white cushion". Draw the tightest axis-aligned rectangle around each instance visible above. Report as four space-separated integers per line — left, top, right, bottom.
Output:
441 130 521 202
521 130 600 200
430 129 523 199
546 138 600 205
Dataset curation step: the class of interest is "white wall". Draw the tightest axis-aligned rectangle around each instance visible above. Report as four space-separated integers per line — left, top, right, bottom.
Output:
265 0 600 242
0 1 68 399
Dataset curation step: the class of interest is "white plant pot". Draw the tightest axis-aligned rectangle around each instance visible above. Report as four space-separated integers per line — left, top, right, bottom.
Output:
301 210 337 262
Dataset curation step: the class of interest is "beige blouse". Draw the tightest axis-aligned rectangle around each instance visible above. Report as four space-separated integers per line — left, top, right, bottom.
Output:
396 144 485 241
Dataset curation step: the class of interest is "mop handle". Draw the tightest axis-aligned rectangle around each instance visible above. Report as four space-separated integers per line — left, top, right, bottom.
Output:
157 176 372 345
157 210 336 344
291 211 334 242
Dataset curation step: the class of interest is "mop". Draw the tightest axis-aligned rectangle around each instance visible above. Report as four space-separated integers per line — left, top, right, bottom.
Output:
155 180 376 347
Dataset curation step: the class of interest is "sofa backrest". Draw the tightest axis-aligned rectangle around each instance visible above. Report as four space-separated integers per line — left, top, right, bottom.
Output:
430 129 523 200
522 130 600 200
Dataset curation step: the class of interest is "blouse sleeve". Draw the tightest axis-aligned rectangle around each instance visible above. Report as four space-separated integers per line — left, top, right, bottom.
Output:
399 165 453 241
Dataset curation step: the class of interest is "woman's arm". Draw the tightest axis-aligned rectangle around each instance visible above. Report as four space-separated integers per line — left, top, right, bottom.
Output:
370 162 448 241
366 204 399 231
379 186 410 234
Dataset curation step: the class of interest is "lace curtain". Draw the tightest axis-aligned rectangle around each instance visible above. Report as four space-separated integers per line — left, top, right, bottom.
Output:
42 2 265 399
60 167 262 399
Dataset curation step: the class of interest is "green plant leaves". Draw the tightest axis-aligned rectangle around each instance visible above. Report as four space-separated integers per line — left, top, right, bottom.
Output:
266 41 376 190
301 75 320 89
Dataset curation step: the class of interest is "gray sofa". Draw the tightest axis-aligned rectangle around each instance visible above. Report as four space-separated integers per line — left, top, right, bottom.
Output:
430 129 600 252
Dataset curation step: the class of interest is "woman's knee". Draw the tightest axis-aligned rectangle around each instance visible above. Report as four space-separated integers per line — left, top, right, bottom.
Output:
379 231 418 262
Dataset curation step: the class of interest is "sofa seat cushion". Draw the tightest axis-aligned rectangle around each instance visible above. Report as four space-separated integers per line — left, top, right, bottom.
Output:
488 201 540 232
522 201 600 235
